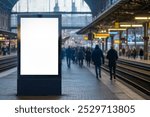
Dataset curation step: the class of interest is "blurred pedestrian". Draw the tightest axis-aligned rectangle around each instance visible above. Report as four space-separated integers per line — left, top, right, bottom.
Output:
85 48 91 67
122 48 125 56
126 48 131 58
139 48 144 60
72 47 76 64
61 47 65 60
78 47 84 68
133 48 137 59
66 46 72 68
2 45 7 56
106 46 118 80
92 45 104 79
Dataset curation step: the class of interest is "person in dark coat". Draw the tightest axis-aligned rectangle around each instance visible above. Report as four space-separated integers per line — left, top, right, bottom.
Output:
61 47 65 60
122 48 125 56
92 45 104 79
66 46 72 68
133 48 137 59
139 48 144 60
106 46 118 80
78 47 84 67
85 48 92 67
2 45 7 56
71 47 76 64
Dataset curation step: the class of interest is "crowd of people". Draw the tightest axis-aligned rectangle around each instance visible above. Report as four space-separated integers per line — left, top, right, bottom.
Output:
120 47 144 60
61 45 118 80
62 46 88 68
0 44 17 56
0 45 10 56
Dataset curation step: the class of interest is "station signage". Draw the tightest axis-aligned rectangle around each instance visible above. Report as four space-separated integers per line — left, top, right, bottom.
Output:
115 22 120 28
94 33 110 38
83 35 88 40
114 40 121 44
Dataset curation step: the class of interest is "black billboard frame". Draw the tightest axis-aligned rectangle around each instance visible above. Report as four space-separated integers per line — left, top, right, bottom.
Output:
17 14 62 96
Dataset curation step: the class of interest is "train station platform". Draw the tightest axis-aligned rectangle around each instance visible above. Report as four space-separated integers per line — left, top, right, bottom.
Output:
119 56 150 65
0 59 145 100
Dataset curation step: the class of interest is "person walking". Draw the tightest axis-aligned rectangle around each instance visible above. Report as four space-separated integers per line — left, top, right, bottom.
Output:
78 47 84 68
106 46 118 80
2 45 7 56
92 45 104 79
126 48 131 58
85 48 92 67
66 46 72 68
122 48 125 56
133 48 137 59
139 48 144 60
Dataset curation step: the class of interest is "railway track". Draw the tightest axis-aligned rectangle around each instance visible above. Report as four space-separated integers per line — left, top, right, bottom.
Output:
102 58 150 99
0 55 17 72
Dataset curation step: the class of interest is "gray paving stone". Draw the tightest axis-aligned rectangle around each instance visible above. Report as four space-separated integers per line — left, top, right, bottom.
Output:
0 60 119 100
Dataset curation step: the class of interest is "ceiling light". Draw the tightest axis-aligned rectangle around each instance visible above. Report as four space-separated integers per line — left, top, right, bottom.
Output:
135 17 150 20
120 25 131 27
108 28 126 31
132 24 143 27
120 24 143 27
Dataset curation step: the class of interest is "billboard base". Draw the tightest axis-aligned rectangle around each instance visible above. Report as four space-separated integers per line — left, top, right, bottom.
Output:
17 78 61 96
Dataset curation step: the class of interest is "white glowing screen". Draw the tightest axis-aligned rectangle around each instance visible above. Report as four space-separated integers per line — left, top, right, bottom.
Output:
20 18 59 75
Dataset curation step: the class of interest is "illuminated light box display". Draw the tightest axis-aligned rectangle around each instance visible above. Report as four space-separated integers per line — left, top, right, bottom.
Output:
20 18 58 75
17 15 61 96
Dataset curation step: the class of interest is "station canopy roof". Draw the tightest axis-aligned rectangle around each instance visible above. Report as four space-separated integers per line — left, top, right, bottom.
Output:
77 0 150 34
0 0 101 16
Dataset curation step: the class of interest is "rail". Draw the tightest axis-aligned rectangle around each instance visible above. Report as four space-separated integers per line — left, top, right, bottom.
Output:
0 55 17 72
102 58 150 99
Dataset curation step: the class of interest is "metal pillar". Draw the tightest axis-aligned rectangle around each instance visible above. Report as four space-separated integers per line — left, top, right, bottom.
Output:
72 0 77 12
54 0 59 12
105 37 108 52
111 35 114 47
8 37 11 55
126 28 129 47
27 0 29 12
49 0 50 12
119 31 122 51
134 28 137 49
91 40 93 49
102 38 104 51
143 22 149 60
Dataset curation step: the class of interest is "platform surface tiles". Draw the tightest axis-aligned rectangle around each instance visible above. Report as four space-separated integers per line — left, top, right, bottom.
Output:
0 60 145 100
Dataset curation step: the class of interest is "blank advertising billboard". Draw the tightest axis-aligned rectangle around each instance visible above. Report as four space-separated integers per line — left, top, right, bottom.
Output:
20 17 59 75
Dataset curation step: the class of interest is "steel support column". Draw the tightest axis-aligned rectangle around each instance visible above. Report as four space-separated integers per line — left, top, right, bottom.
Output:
111 35 114 47
102 38 104 52
119 31 122 53
126 28 129 48
134 28 137 49
143 22 149 60
105 37 108 52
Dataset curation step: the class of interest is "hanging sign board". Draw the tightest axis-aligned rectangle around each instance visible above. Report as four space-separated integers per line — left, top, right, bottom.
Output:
94 33 110 38
115 22 120 28
114 40 121 44
83 35 88 40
